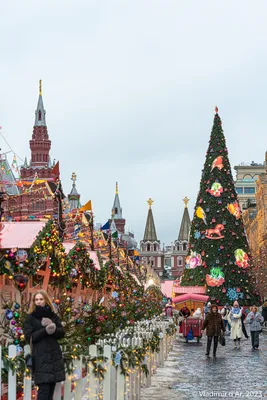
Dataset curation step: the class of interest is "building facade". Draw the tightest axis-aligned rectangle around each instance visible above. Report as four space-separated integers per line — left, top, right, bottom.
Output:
242 159 267 296
234 161 265 210
108 183 137 250
3 81 60 220
171 197 191 278
139 199 162 272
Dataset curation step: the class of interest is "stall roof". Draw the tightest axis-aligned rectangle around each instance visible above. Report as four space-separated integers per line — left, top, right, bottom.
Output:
173 293 209 303
173 286 206 294
161 281 174 298
0 222 46 249
62 242 100 270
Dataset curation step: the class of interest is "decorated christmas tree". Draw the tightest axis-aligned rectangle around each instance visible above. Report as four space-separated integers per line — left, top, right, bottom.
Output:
181 108 260 305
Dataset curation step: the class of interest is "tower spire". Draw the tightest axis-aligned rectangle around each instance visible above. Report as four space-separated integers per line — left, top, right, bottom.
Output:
110 181 125 233
67 172 80 211
143 198 158 241
178 197 191 241
34 79 46 126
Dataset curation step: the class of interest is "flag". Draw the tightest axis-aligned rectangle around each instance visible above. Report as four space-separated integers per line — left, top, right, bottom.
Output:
112 231 118 239
110 219 117 234
51 161 60 178
80 200 92 212
82 214 89 226
101 221 110 231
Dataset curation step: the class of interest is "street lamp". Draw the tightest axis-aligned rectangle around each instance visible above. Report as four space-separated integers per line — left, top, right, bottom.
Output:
0 190 6 220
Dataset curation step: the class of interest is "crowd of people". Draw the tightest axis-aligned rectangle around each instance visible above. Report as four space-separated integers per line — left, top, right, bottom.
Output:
165 298 266 359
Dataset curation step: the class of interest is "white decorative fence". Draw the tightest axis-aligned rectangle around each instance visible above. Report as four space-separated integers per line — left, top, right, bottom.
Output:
0 318 176 400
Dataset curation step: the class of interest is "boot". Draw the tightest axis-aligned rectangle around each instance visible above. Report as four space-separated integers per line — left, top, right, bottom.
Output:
206 337 212 356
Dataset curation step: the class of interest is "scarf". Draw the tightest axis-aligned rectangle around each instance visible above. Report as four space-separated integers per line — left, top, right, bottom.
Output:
32 305 54 320
232 307 240 314
230 307 241 320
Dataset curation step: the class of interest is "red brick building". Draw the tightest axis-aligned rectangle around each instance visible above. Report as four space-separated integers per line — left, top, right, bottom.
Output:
3 81 60 220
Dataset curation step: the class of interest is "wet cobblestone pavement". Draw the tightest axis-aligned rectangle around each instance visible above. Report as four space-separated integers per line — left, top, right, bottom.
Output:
141 329 267 400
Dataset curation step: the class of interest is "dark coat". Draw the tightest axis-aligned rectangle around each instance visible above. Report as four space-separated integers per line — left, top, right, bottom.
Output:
24 306 65 385
203 306 225 337
262 306 267 322
181 307 190 318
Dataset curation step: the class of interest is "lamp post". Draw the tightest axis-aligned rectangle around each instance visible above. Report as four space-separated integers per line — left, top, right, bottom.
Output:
54 179 65 239
0 190 6 221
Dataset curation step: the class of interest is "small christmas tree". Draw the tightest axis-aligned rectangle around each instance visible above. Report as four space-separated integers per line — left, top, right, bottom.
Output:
181 108 259 305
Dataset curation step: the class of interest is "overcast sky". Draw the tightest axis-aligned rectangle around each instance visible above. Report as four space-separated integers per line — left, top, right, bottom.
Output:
1 1 267 245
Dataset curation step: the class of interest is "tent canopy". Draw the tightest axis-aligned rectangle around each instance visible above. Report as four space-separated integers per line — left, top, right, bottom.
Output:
173 293 209 303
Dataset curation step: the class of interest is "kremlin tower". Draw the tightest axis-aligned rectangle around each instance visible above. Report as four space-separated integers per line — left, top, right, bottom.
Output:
4 81 61 219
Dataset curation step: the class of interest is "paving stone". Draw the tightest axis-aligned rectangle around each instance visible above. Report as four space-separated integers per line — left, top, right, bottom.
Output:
141 331 267 399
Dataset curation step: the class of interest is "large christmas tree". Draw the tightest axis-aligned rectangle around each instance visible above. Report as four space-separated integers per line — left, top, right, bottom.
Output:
181 108 260 305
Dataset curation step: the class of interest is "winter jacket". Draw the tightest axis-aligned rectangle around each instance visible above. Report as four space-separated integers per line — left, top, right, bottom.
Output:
24 306 65 385
181 307 190 318
221 307 230 321
262 306 267 322
203 306 225 336
246 312 264 332
204 305 210 316
227 308 243 340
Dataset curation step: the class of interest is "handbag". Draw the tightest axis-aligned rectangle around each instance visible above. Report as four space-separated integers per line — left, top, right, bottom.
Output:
25 336 33 369
218 334 226 346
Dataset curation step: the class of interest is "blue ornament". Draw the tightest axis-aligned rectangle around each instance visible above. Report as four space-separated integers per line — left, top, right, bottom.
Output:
194 231 201 240
111 291 119 298
114 351 122 366
14 303 20 310
5 310 13 320
227 288 240 301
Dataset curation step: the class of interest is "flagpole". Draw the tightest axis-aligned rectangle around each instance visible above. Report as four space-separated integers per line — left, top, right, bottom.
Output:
117 241 120 266
109 231 112 261
90 212 94 251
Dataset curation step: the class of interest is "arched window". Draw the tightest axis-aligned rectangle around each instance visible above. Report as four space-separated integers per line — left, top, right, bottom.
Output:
38 110 42 121
178 257 183 266
147 244 151 251
154 244 157 251
150 257 155 267
183 243 187 251
114 207 118 214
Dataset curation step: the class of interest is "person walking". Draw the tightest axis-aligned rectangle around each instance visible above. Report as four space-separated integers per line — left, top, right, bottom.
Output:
221 303 231 333
24 290 65 400
227 301 243 348
241 308 249 339
261 301 267 324
204 302 211 317
202 304 225 358
246 305 264 350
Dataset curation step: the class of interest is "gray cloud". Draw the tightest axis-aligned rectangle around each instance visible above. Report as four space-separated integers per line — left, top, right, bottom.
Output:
1 1 267 244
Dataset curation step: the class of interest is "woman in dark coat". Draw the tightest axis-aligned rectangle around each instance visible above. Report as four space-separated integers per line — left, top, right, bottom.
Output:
202 304 225 358
24 290 65 400
261 301 267 323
